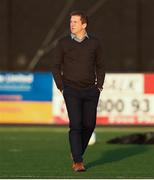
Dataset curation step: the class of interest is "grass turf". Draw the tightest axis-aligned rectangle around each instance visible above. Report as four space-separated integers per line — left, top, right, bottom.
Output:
0 126 154 178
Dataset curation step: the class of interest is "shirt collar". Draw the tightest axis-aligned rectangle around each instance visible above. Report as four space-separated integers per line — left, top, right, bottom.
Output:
71 32 89 40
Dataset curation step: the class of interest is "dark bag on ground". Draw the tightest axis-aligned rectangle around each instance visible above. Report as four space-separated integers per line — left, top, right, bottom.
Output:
107 132 154 144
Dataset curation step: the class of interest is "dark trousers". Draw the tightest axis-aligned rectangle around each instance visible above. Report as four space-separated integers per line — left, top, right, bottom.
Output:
63 83 100 163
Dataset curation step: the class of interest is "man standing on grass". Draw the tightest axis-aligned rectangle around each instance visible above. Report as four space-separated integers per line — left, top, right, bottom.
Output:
52 11 105 172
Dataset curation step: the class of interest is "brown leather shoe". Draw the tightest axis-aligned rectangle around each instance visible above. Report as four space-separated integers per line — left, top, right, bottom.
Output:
72 162 86 172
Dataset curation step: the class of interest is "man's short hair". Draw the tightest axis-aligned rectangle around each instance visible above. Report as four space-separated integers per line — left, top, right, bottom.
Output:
70 11 88 25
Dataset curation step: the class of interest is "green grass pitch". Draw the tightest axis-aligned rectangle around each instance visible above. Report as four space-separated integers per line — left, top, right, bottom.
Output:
0 126 154 178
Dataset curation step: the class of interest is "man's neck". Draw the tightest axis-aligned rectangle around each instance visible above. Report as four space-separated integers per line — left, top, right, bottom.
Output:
74 30 87 40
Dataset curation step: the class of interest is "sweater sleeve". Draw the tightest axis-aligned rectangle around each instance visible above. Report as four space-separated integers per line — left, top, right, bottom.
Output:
51 40 64 91
95 40 105 89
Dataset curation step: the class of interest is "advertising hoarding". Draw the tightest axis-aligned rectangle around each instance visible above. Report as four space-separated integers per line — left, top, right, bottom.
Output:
0 72 53 124
53 74 154 125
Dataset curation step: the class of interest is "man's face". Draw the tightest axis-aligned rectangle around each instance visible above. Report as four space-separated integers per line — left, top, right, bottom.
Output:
70 15 87 34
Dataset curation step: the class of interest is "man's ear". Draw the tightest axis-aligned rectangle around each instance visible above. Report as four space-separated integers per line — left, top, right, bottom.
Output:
82 23 87 29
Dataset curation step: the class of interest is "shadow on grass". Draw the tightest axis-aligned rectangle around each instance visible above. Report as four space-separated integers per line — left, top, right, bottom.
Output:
86 145 148 169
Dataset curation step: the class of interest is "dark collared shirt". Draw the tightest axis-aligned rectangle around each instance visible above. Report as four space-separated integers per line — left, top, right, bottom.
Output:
51 34 105 91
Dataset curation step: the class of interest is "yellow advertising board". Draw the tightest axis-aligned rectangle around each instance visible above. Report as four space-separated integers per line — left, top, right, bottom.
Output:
0 72 53 124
